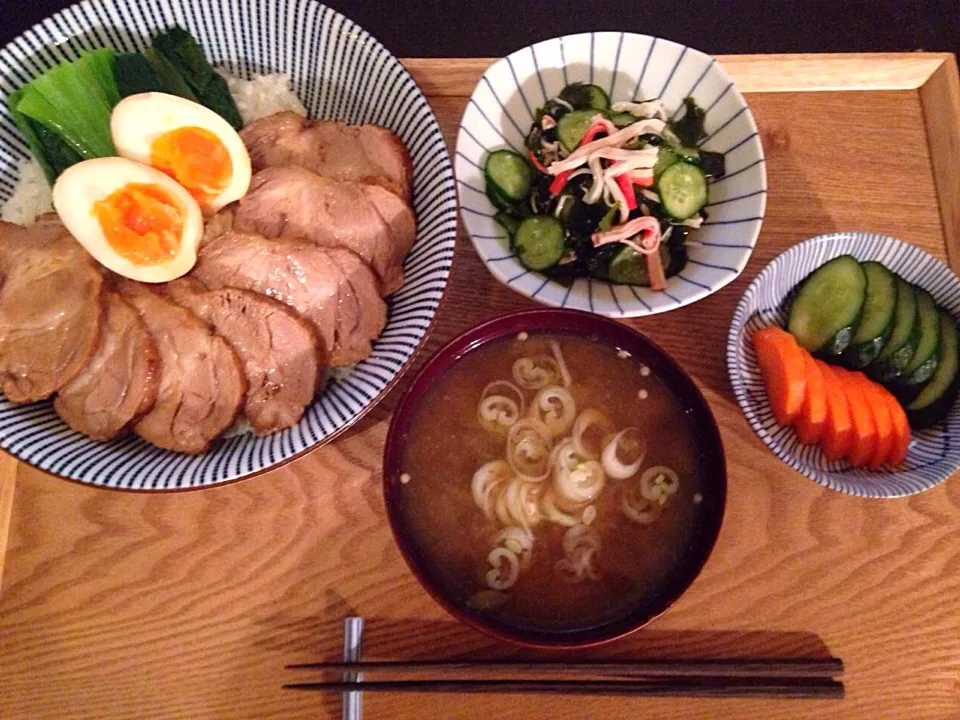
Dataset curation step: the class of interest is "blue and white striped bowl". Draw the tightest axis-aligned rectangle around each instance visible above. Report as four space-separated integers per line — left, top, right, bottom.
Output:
728 232 960 498
455 33 766 317
0 0 457 490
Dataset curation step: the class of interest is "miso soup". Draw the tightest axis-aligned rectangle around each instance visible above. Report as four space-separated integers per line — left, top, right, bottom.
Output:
397 332 713 635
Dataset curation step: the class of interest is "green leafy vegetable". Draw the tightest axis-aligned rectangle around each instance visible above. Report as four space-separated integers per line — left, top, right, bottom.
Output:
7 89 82 183
152 26 242 129
143 47 198 101
671 97 707 148
84 49 121 107
114 53 169 97
7 26 246 184
14 50 118 160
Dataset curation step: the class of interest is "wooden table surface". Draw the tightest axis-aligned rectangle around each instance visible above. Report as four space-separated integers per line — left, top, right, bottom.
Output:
1 55 960 720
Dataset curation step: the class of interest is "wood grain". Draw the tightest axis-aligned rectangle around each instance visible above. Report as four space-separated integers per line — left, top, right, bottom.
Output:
403 53 954 97
919 54 960 270
1 58 960 720
0 450 16 591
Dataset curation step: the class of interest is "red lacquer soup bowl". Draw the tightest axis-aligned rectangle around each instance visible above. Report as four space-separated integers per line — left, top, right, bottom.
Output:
383 309 727 648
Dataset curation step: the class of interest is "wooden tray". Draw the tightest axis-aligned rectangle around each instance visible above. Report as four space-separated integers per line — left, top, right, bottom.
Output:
1 54 959 720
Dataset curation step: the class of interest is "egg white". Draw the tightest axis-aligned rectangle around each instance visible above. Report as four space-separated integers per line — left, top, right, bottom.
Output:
110 92 252 214
52 157 204 283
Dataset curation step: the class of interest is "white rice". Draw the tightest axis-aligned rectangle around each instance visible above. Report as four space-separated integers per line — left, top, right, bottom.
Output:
1 158 51 225
0 72 305 225
220 71 307 126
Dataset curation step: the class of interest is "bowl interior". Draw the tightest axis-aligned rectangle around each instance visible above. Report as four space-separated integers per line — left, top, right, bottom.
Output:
383 309 727 647
728 232 960 498
0 0 457 489
455 32 767 318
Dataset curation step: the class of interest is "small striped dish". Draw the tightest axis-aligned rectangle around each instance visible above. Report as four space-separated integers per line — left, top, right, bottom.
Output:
728 232 960 498
0 0 457 490
455 32 766 317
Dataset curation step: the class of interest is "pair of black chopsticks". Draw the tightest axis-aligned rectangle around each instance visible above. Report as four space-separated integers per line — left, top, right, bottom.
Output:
284 658 844 699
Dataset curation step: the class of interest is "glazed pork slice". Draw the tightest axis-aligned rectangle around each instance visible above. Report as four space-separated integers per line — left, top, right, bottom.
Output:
325 247 388 365
192 231 387 366
114 279 246 454
232 166 416 295
162 278 324 435
54 293 159 440
201 206 235 247
0 219 104 403
240 111 413 202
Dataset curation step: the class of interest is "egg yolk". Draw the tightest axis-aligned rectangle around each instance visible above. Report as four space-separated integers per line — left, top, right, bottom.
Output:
150 126 232 207
92 183 183 266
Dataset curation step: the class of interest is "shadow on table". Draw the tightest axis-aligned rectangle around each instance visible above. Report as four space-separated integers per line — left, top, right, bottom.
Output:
257 608 835 662
257 603 835 714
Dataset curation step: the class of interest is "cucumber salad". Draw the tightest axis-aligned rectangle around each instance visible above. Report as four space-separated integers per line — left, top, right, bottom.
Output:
485 82 725 290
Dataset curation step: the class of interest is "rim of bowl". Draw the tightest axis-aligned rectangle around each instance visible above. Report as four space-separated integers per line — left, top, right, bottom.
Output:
382 308 727 648
455 32 767 318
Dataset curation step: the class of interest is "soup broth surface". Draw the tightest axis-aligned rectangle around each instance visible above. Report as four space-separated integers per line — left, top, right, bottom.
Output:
398 333 709 634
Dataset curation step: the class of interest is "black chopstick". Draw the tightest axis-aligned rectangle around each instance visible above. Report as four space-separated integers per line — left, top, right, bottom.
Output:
286 657 843 679
284 677 844 699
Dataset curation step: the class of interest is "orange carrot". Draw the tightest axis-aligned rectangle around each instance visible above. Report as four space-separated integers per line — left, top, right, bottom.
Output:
795 353 828 444
817 362 854 461
834 367 877 468
884 389 912 467
753 327 808 426
853 374 894 470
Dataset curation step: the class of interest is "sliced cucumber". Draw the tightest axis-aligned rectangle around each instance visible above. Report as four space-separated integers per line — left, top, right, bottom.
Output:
907 310 959 429
557 109 601 151
484 150 534 202
608 244 672 286
869 276 918 382
891 292 940 403
486 180 518 212
597 205 618 233
901 289 940 379
653 146 679 181
844 261 896 368
514 215 565 271
658 162 708 220
494 211 520 239
558 83 610 111
672 144 700 162
609 111 637 128
787 255 866 355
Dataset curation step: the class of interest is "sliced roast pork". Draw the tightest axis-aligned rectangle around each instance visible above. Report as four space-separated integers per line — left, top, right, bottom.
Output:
162 278 323 435
192 231 386 366
232 166 416 295
54 293 159 440
114 279 246 454
201 206 235 247
325 248 389 364
240 111 413 202
0 219 104 403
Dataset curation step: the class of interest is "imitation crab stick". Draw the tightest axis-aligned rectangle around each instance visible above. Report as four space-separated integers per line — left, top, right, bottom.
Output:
753 327 808 426
794 353 828 445
817 362 854 462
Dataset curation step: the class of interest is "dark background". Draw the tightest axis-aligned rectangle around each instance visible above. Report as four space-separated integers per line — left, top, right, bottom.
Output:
2 0 959 57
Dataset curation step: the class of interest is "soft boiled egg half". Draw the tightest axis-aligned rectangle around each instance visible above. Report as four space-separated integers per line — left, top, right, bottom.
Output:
110 92 251 215
53 157 203 283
